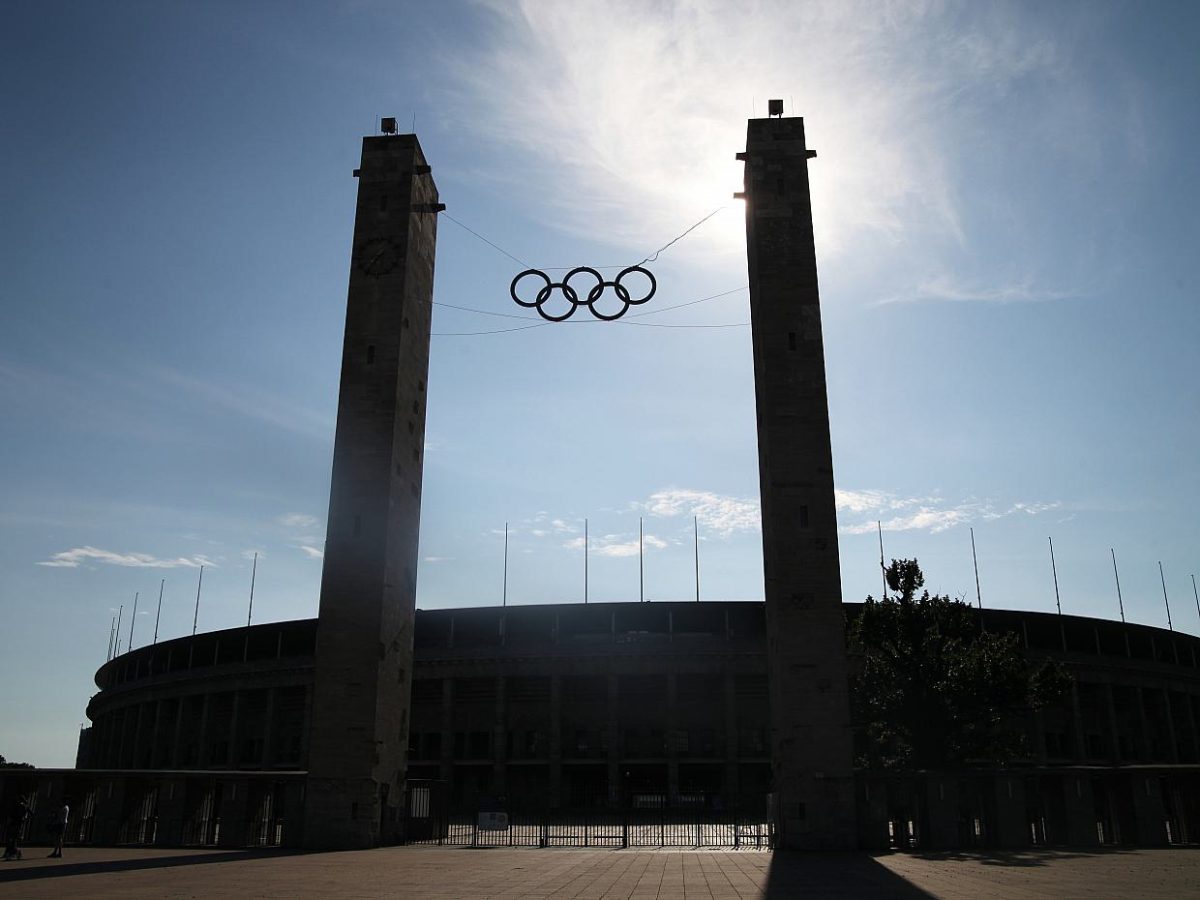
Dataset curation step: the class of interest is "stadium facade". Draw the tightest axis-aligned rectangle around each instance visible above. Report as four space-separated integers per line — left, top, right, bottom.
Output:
4 602 1198 849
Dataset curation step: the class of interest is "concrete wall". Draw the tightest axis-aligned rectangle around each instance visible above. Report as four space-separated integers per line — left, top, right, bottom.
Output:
0 770 306 849
855 768 1199 849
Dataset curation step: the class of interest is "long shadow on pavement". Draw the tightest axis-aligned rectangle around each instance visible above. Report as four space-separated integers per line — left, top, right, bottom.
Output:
0 849 304 884
909 847 1143 868
764 851 935 898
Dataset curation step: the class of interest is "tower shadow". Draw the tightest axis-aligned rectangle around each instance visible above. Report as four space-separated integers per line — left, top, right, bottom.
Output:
763 851 935 899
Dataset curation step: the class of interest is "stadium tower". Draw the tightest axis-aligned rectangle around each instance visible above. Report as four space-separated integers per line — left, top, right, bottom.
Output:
302 127 442 849
738 109 857 849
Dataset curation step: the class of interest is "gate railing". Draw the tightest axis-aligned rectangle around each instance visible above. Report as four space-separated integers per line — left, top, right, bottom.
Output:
405 799 771 849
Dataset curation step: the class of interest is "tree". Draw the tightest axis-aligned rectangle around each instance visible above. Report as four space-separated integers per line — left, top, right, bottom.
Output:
0 755 34 769
848 559 1069 770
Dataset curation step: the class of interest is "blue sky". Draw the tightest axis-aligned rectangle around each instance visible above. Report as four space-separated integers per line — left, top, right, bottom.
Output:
1 0 1197 766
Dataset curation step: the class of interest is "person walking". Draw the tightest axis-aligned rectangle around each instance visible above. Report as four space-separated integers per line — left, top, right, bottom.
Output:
48 799 69 858
3 795 30 861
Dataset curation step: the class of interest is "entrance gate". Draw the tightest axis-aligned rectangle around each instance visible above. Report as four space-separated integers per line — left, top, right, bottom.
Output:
403 781 771 849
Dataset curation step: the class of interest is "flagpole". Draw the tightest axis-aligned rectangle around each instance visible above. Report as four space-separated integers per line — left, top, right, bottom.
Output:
1159 561 1173 631
970 527 984 633
153 579 164 644
128 591 139 650
1049 537 1065 652
114 604 124 656
192 565 204 636
1110 549 1126 624
878 520 888 600
247 552 258 627
638 518 648 602
1049 538 1062 616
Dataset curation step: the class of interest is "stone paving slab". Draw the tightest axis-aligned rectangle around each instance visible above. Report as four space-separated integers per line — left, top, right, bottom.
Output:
874 847 1200 900
0 844 1196 899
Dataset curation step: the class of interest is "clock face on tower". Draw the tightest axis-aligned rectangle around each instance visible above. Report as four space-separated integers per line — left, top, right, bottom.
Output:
356 238 401 278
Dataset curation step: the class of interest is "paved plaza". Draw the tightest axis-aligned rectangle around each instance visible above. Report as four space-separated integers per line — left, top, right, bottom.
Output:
0 844 1197 898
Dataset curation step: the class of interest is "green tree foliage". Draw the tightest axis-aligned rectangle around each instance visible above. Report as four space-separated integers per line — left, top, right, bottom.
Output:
849 559 1070 770
0 754 34 769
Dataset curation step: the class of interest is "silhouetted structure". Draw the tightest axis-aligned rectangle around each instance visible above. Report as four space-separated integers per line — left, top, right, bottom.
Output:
6 116 1199 854
740 114 856 848
1 603 1189 849
303 132 441 848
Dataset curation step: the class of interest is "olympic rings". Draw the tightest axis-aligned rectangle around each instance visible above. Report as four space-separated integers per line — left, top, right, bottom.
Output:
510 265 657 321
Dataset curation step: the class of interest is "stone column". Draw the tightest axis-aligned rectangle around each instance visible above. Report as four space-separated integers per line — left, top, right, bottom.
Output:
1186 691 1199 762
739 112 856 849
549 674 562 807
197 694 211 768
493 676 507 797
299 684 313 768
1137 687 1153 760
261 688 277 768
1105 683 1122 764
607 675 620 805
303 131 441 849
439 678 454 784
227 690 242 768
1163 690 1180 763
723 671 739 806
1070 683 1087 760
666 672 679 801
1031 709 1049 764
150 699 165 768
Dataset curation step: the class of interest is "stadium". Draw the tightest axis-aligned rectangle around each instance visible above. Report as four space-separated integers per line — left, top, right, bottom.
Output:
16 600 1188 848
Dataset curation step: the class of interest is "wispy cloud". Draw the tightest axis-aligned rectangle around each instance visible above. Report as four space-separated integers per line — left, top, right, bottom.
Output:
834 489 923 515
38 546 215 569
642 488 760 537
837 491 1061 535
423 556 454 563
458 0 1063 261
149 367 333 441
879 274 1077 306
522 517 580 538
525 486 1058 547
278 513 325 560
565 533 668 558
278 513 319 529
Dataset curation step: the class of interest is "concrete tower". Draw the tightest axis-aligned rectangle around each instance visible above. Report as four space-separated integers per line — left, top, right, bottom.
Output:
303 131 442 849
738 113 857 849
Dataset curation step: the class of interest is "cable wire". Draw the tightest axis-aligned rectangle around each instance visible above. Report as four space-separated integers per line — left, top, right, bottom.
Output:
442 213 531 268
433 209 740 335
434 301 536 321
432 315 750 336
630 207 726 267
625 286 747 319
432 286 748 325
442 207 727 272
614 320 748 329
433 322 549 336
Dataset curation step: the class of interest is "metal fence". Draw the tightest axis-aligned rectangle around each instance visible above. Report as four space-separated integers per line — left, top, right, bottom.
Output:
404 785 771 850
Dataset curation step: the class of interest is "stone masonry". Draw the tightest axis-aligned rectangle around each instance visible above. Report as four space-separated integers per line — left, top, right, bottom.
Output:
739 114 857 848
302 133 441 849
